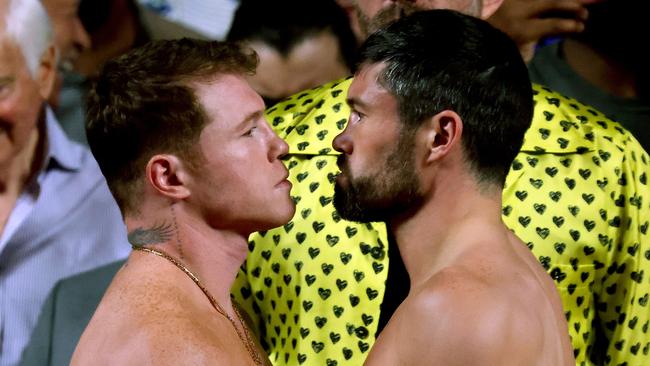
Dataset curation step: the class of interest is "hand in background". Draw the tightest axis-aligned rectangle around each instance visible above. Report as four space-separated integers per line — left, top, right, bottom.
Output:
488 0 592 62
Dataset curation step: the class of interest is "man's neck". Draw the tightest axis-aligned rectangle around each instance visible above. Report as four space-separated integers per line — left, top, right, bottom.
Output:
126 207 249 314
0 122 43 194
389 174 504 289
177 218 249 311
0 113 44 235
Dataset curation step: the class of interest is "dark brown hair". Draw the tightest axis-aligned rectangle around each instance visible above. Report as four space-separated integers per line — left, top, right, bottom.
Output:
359 10 533 187
86 38 257 215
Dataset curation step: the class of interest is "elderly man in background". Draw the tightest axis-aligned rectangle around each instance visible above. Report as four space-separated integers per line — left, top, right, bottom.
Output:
0 1 128 365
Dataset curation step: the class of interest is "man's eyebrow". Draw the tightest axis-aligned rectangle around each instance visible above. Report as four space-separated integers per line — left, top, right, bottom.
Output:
346 96 367 109
236 109 264 129
0 76 14 84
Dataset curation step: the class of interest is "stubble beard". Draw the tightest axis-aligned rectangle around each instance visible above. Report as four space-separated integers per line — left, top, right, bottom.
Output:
356 2 422 39
333 132 424 223
356 1 482 38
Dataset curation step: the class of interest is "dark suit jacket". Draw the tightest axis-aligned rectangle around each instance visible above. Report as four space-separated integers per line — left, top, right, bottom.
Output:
19 260 124 366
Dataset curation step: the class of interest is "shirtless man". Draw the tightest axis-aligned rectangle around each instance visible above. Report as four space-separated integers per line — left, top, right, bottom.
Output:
332 10 574 365
70 39 295 365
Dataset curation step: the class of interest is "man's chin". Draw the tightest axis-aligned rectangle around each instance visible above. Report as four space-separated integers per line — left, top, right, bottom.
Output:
333 187 372 223
276 199 297 226
58 52 80 73
334 171 349 190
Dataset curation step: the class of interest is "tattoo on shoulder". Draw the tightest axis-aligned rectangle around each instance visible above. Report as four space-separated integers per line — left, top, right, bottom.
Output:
128 222 174 247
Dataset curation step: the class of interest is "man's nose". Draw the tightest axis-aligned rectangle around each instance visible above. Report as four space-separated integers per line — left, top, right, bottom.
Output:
73 17 92 51
332 129 352 155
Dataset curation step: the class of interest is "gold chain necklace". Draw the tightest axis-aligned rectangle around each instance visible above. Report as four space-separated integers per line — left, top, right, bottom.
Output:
132 245 263 365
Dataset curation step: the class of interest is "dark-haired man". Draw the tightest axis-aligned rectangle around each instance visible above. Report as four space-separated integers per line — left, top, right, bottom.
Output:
333 9 573 364
233 0 650 365
70 39 294 365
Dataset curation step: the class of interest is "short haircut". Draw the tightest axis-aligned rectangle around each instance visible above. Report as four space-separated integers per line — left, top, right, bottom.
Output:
2 0 53 76
358 9 533 186
226 0 357 70
86 38 257 216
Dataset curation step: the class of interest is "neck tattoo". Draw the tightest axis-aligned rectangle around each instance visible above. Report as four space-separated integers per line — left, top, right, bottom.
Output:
127 222 173 247
132 245 263 365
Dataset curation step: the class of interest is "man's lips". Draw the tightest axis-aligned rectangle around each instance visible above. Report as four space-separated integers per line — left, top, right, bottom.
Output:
335 155 349 185
336 155 346 172
276 171 291 188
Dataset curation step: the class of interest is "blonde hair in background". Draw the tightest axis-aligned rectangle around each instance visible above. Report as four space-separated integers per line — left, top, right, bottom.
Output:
3 0 53 77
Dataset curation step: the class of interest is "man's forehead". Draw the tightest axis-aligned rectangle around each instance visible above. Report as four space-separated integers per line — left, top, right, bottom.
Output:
194 74 265 126
354 62 386 88
0 37 31 89
348 63 391 106
0 34 21 62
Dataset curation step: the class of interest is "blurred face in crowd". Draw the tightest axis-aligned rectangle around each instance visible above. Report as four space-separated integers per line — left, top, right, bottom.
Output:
41 0 91 70
246 30 350 106
0 32 55 166
354 0 482 37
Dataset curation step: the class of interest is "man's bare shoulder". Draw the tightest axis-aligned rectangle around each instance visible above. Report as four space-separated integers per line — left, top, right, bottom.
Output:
74 318 237 365
121 311 240 365
73 258 243 365
390 267 544 365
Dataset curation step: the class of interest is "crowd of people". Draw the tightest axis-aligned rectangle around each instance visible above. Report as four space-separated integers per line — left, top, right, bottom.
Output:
1 0 648 365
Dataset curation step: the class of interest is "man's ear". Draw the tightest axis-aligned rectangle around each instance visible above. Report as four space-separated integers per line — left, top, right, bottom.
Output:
36 44 57 101
480 0 504 19
145 154 192 200
422 110 463 164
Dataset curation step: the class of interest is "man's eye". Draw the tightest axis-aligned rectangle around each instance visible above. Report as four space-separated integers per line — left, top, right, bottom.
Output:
243 126 257 136
351 111 364 123
0 83 11 98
